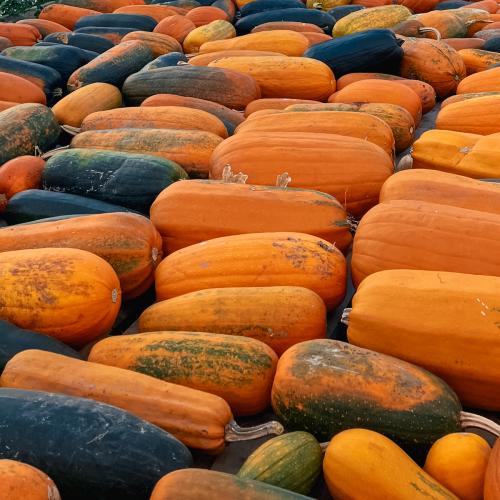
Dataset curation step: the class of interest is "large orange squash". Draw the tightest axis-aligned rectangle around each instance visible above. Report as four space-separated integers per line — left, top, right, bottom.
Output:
251 22 324 34
0 23 40 46
459 48 500 74
0 72 46 105
441 91 500 108
155 232 347 309
188 50 284 66
183 20 236 54
0 247 121 347
457 66 500 93
351 200 500 286
484 437 500 500
39 4 101 29
244 98 320 116
121 31 182 56
415 10 467 38
150 180 352 253
0 156 45 199
398 0 439 13
16 19 70 37
185 6 229 26
210 132 393 216
114 5 179 21
153 15 195 42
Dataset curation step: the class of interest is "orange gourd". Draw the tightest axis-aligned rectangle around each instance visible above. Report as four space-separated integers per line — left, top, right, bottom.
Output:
121 31 183 57
39 4 102 29
484 437 500 500
0 72 46 105
183 20 236 54
185 6 229 26
457 66 500 93
153 15 195 42
416 11 467 38
0 156 45 199
17 19 70 37
113 5 180 21
303 32 332 46
188 50 283 66
442 91 500 107
398 0 440 13
0 23 40 46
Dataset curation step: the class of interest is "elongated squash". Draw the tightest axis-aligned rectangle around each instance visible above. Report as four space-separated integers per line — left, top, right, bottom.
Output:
121 30 182 56
114 5 180 21
484 437 500 500
0 72 46 105
39 4 101 29
459 48 500 74
88 331 278 416
183 19 236 53
74 26 136 43
74 13 157 31
43 32 114 55
188 49 284 66
153 14 196 42
17 19 70 37
245 97 320 115
346 269 500 410
457 66 500 93
0 156 44 199
0 23 41 46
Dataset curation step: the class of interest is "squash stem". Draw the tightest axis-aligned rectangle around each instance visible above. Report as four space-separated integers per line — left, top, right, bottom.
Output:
225 420 284 442
418 27 441 41
460 411 500 436
320 442 329 452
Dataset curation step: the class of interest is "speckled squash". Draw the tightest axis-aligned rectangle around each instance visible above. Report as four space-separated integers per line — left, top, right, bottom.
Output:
73 13 158 32
457 66 500 93
39 4 101 30
441 91 500 107
153 15 196 42
484 437 500 500
189 49 284 66
0 156 45 199
121 31 182 56
88 331 278 416
459 48 500 73
183 20 236 53
415 10 467 38
245 98 320 116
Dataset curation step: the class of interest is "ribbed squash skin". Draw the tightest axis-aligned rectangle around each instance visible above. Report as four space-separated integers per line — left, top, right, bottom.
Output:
436 95 500 134
251 21 324 33
43 32 114 54
234 110 395 157
0 459 60 500
155 232 346 309
189 49 284 66
210 132 393 217
442 91 500 107
183 20 236 53
0 72 46 105
150 469 311 500
457 66 500 93
208 56 335 100
138 286 326 355
0 248 121 347
0 24 41 46
114 5 180 22
88 331 278 416
272 339 461 448
150 180 352 253
237 432 322 495
245 98 320 116
0 156 44 199
121 30 182 56
459 48 500 74
71 129 221 177
380 169 500 215
122 65 261 109
74 26 136 43
67 40 154 91
39 4 102 30
323 429 458 500
484 438 500 500
81 106 228 137
17 19 70 37
52 82 122 127
1 349 233 453
0 212 162 299
348 269 500 410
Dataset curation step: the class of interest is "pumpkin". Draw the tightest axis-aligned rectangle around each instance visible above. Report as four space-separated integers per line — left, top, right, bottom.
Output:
189 49 284 66
0 459 60 500
251 21 324 33
0 156 45 199
346 269 500 410
444 38 485 51
39 4 102 30
0 72 46 105
153 15 196 42
17 19 71 37
441 91 500 107
185 6 229 26
459 48 500 73
245 98 320 116
88 331 278 416
0 23 41 46
183 20 236 53
323 429 458 499
424 433 490 500
457 66 500 93
114 5 180 22
121 31 183 56
484 437 500 500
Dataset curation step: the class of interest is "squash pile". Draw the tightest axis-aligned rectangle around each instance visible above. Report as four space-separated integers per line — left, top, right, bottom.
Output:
0 0 500 498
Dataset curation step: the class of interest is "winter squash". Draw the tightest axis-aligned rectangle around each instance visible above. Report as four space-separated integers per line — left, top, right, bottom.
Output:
251 21 324 33
182 20 236 53
121 31 183 56
245 98 320 115
74 13 158 32
65 0 146 13
459 48 500 73
0 72 46 105
189 50 284 66
0 156 45 199
443 38 485 51
415 10 467 38
0 23 41 46
17 19 70 37
441 91 500 107
73 26 136 43
39 4 101 30
153 15 196 42
484 438 500 500
185 6 229 26
457 66 500 93
142 52 188 70
43 32 115 54
303 32 332 46
114 5 180 22
398 0 439 13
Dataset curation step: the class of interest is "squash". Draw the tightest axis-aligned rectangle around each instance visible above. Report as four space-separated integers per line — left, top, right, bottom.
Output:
414 10 467 38
114 5 180 22
237 432 322 495
272 339 462 448
0 23 41 46
0 212 162 299
155 231 346 309
443 38 485 51
210 132 393 217
424 433 490 500
457 66 500 93
88 331 278 416
0 459 60 500
183 20 235 53
0 388 191 500
121 31 182 56
43 32 114 53
189 49 284 66
63 0 145 13
52 82 122 127
150 180 352 254
398 0 439 13
459 48 500 73
245 98 320 116
323 429 458 499
240 0 306 18
70 129 221 178
484 38 500 52
142 52 188 70
474 28 500 41
0 72 46 105
153 15 196 42
400 38 466 98
150 469 311 500
380 169 500 215
0 247 121 347
251 21 324 33
67 40 154 91
139 286 326 355
441 91 500 107
74 13 157 31
208 56 335 100
185 6 229 26
39 4 102 30
346 269 500 410
303 32 332 46
484 437 500 500
122 65 261 109
74 26 137 43
80 106 228 137
0 156 44 199
17 19 70 37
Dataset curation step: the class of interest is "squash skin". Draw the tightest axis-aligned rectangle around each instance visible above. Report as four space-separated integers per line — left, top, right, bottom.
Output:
457 66 500 93
240 0 306 18
88 331 278 416
114 5 180 22
138 286 326 355
63 0 145 13
17 19 71 37
185 6 229 26
323 429 458 500
155 232 346 310
74 26 137 43
484 437 500 500
251 21 324 33
153 15 196 42
443 38 485 51
1 349 233 453
347 269 500 410
245 98 320 116
43 32 115 54
121 30 182 56
0 23 41 46
459 48 500 74
0 156 45 199
39 4 102 30
0 72 46 105
74 13 158 31
0 459 60 500
0 212 162 299
183 20 236 53
0 388 192 500
150 180 352 253
141 52 188 70
0 247 121 347
189 49 284 66
442 91 500 107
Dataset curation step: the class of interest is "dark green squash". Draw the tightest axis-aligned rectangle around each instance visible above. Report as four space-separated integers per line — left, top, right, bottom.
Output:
44 32 114 54
239 0 305 18
74 26 137 43
0 388 192 500
74 13 157 31
141 52 188 71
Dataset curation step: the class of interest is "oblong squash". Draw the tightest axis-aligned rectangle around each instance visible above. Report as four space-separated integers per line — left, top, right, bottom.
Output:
347 269 500 410
0 247 121 347
114 5 180 22
121 30 183 56
457 66 500 93
88 331 278 416
251 21 324 33
188 49 283 66
185 6 229 26
0 156 45 199
245 97 320 116
0 23 41 46
153 14 196 42
155 232 347 309
459 48 500 73
441 91 500 107
183 20 236 53
484 437 500 500
39 4 101 30
0 72 46 105
17 19 70 37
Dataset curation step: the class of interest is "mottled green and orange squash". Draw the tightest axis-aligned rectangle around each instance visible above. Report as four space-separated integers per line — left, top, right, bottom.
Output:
155 232 347 310
0 156 45 199
379 169 500 215
185 6 229 26
272 339 462 448
139 286 326 355
323 429 458 500
188 49 283 66
183 20 236 53
153 14 196 42
484 437 500 500
0 23 40 46
114 5 179 21
0 212 162 299
150 180 352 253
210 132 393 216
0 459 60 500
441 91 500 108
80 106 228 137
16 18 70 37
244 98 320 116
88 331 278 416
0 247 121 347
0 72 46 105
52 82 122 127
234 110 395 157
347 269 500 410
39 4 101 29
457 66 500 93
414 10 467 39
459 48 500 74
251 22 324 34
71 128 222 177
121 31 182 57
208 56 335 100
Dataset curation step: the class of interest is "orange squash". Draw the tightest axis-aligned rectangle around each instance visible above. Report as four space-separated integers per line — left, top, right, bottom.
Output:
185 6 229 26
0 247 121 347
244 98 320 116
398 0 440 13
113 5 179 21
443 38 485 51
183 20 236 54
0 459 60 500
441 91 500 107
459 48 500 74
17 18 70 37
0 72 46 105
121 31 182 57
484 437 500 500
0 23 40 46
457 66 500 93
138 286 327 355
251 21 324 33
39 4 101 29
155 231 347 309
188 50 283 66
150 180 352 253
0 101 17 112
416 10 468 38
464 0 499 13
0 156 45 199
153 15 195 42
302 32 332 46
